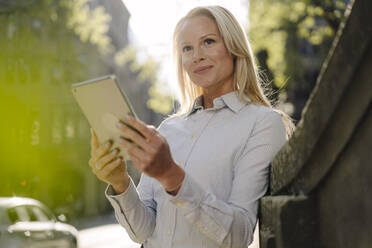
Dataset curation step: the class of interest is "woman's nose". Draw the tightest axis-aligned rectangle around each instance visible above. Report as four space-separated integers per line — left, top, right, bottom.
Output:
192 47 205 63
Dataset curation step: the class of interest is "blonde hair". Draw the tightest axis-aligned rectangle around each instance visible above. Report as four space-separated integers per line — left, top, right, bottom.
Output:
172 6 294 138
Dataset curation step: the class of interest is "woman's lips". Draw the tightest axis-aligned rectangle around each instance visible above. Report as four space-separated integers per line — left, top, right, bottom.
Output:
193 65 213 74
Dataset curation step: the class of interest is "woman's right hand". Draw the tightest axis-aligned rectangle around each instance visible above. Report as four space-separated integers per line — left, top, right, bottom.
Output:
88 128 130 194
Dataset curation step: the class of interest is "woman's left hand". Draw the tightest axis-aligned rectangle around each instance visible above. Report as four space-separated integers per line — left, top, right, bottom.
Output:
116 114 184 193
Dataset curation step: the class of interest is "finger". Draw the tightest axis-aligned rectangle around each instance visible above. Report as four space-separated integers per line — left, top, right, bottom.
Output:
96 148 120 170
88 157 95 169
116 121 154 152
92 141 112 161
101 157 123 178
121 115 155 140
90 128 99 151
117 137 150 162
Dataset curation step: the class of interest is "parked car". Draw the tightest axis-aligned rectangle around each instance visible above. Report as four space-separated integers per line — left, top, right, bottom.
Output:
0 197 78 248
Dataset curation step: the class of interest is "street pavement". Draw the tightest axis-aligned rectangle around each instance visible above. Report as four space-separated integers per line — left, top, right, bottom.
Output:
79 224 141 248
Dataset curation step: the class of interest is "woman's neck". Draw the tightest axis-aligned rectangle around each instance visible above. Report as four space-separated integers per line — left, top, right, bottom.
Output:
202 84 234 109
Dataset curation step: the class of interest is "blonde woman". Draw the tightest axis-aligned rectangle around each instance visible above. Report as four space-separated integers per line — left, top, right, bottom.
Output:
89 6 293 248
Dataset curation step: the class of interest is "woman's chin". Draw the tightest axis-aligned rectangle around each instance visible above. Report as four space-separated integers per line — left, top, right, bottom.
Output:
192 80 215 89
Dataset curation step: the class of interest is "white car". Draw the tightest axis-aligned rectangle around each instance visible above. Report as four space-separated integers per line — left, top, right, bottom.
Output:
0 197 78 248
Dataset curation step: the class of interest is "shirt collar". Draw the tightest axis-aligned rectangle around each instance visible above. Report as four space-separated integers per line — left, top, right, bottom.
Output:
187 91 247 117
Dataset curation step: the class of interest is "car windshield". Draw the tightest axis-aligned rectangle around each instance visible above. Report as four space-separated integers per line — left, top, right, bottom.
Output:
7 206 30 223
7 205 55 223
29 205 54 222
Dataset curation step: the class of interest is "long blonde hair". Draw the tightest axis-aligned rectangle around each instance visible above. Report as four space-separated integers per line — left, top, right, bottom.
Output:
172 6 294 138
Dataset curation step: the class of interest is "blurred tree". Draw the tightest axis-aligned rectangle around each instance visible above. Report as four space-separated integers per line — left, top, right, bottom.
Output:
0 0 173 221
115 45 173 115
0 0 113 219
249 0 349 121
63 0 114 54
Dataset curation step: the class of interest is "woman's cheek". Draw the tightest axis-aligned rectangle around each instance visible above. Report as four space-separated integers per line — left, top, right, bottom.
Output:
182 58 192 73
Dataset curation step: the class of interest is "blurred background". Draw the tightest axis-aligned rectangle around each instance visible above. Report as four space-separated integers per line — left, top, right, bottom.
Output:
0 0 350 238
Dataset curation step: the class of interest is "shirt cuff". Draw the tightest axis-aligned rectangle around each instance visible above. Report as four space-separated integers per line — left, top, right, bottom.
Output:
166 173 206 213
166 173 233 245
105 177 140 211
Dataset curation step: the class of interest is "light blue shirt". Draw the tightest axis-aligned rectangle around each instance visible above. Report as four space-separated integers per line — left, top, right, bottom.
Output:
106 91 286 248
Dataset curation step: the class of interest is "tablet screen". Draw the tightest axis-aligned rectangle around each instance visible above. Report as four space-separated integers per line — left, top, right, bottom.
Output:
71 75 137 161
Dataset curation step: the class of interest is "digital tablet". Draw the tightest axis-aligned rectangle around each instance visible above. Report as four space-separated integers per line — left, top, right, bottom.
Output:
71 75 138 161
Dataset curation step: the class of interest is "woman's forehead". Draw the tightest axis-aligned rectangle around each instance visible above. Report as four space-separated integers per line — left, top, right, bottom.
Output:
177 15 220 43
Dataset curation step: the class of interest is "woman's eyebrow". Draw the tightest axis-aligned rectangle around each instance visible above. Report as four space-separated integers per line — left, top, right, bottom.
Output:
199 33 218 39
179 33 218 46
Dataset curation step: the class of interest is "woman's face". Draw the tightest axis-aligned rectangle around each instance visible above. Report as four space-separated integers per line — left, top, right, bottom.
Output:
178 15 234 92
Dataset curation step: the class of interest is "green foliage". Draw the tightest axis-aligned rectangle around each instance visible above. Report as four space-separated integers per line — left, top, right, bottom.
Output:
115 46 173 115
249 0 289 88
147 83 173 115
249 0 348 89
0 0 172 223
63 0 113 54
0 0 112 218
115 46 137 67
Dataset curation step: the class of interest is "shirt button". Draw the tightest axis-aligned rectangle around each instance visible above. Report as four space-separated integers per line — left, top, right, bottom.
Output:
180 162 184 167
168 229 172 235
191 134 196 139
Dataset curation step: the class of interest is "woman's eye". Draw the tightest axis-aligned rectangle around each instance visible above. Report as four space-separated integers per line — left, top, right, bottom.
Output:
204 38 215 45
182 46 192 52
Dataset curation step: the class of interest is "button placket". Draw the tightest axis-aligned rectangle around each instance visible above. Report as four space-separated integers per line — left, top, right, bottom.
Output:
182 111 216 171
166 204 176 248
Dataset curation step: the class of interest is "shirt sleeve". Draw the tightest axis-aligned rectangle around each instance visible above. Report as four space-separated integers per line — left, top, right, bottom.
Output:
105 173 156 244
166 111 287 247
104 118 173 244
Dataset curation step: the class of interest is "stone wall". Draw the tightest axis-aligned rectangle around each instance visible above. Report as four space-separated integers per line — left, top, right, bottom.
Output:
259 0 372 247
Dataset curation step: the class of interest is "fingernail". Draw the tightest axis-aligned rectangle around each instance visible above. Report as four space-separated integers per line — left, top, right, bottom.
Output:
124 114 131 120
116 122 123 128
105 142 110 148
112 149 118 155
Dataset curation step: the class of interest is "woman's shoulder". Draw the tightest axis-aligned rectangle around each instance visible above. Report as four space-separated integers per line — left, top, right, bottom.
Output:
156 114 183 132
242 103 281 122
242 104 287 141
